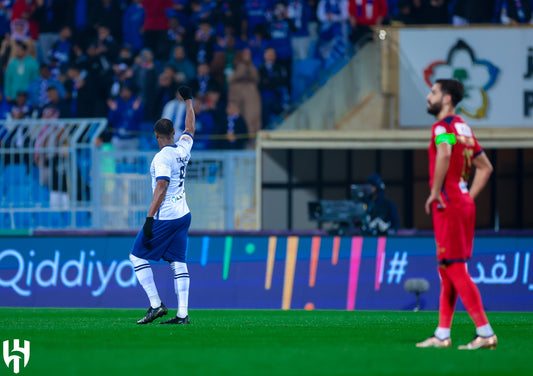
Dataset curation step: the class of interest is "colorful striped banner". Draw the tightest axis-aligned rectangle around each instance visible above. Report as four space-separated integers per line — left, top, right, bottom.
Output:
282 236 299 310
309 236 321 287
222 236 232 280
265 236 277 290
375 237 387 291
346 237 363 311
332 236 340 265
201 236 209 267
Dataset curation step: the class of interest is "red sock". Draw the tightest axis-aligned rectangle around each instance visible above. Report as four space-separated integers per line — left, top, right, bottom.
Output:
438 265 457 328
446 262 489 327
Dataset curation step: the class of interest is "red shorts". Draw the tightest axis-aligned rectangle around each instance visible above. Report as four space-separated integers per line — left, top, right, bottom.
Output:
432 197 475 262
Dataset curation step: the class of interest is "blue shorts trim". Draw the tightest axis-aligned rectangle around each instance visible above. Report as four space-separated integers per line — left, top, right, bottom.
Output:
132 212 191 262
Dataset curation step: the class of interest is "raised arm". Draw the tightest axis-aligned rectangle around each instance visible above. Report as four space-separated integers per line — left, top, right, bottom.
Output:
469 151 493 201
178 86 195 137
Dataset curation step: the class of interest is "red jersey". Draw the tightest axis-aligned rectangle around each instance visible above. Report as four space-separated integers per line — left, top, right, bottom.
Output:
428 115 483 203
348 0 388 26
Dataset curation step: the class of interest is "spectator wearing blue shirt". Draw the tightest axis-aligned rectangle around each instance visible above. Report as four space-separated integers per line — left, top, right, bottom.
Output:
107 84 144 154
123 0 145 53
0 90 11 120
241 0 275 41
26 63 66 109
247 24 271 68
47 26 72 70
287 0 315 60
269 2 294 89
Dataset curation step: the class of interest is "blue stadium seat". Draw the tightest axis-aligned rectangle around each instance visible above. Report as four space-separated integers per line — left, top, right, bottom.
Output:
2 164 31 186
0 213 11 229
13 212 33 228
76 211 91 228
5 186 32 206
32 185 50 205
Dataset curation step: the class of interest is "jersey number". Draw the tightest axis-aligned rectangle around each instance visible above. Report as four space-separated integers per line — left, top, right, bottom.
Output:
461 148 474 181
178 165 186 187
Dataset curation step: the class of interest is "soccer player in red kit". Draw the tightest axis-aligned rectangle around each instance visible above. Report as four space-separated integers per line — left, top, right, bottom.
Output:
416 79 497 350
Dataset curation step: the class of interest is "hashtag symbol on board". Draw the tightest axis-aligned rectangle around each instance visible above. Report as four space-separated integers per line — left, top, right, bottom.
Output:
387 251 408 284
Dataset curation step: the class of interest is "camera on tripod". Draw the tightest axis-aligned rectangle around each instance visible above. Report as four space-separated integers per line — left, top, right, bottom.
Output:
308 184 374 236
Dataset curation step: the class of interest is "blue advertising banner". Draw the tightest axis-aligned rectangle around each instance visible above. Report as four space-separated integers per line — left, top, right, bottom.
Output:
0 235 532 311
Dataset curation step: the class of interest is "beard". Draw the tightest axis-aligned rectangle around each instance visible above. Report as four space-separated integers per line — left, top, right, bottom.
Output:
427 100 442 116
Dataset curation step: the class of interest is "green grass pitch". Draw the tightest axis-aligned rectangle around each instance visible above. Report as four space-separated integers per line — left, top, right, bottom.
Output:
1 309 532 376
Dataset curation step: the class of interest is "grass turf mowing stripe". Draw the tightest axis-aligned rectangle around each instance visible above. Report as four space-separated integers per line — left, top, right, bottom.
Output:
1 309 532 376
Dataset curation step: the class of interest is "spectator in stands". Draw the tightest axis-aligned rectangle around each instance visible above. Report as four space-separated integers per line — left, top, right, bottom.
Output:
7 19 37 60
259 47 289 128
41 85 71 118
189 20 216 65
142 0 172 61
9 90 33 119
161 86 187 140
92 0 123 43
216 100 249 149
391 0 418 25
123 0 145 53
188 62 220 99
109 62 134 99
4 41 39 102
247 24 270 68
287 0 315 60
33 0 70 64
167 13 186 48
27 63 65 109
348 0 388 45
241 0 274 41
117 44 135 66
168 0 190 29
47 25 72 70
166 44 196 85
497 0 531 24
211 26 241 88
228 48 261 136
316 0 349 66
192 93 215 150
269 1 294 85
107 83 144 153
213 0 242 36
65 63 98 117
0 2 9 38
93 25 119 64
154 68 178 120
132 48 158 121
11 0 39 40
0 90 11 119
412 0 450 24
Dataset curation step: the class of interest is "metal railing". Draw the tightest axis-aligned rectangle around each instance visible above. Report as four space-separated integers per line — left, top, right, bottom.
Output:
0 118 257 231
0 118 106 230
94 150 257 230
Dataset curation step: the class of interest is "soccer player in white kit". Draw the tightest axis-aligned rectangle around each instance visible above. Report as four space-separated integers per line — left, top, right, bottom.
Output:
129 86 195 325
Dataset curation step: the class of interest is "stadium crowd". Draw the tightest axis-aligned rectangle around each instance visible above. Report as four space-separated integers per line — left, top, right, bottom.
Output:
0 0 530 150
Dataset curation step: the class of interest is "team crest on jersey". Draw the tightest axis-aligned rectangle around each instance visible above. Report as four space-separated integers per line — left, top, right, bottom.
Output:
423 40 499 119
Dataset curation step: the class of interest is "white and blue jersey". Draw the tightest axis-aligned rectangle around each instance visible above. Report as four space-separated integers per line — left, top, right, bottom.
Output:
132 133 194 262
150 133 193 220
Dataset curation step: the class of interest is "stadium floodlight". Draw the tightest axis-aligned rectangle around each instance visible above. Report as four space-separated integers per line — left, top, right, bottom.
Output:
404 278 430 312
